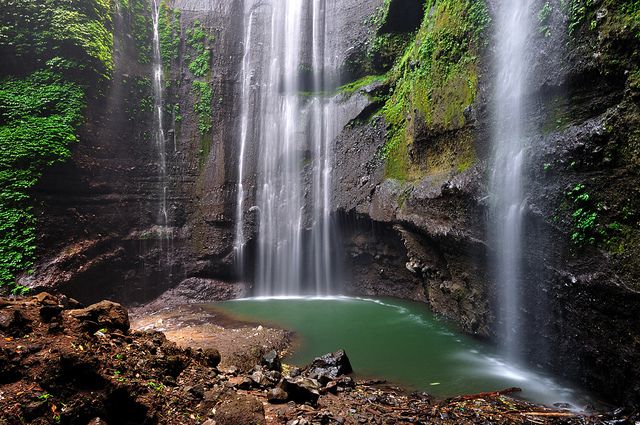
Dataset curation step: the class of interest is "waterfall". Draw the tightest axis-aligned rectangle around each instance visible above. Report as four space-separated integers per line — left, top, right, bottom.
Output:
490 0 535 360
151 0 169 234
235 0 339 296
309 0 337 295
234 8 255 277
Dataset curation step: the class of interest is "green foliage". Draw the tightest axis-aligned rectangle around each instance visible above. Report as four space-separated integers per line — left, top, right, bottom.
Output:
147 381 165 391
121 0 152 64
566 183 604 245
567 0 597 35
186 20 211 77
367 0 392 29
567 0 640 39
136 77 153 113
378 0 490 181
158 1 181 65
0 0 114 78
192 80 213 135
538 2 553 37
0 71 85 290
338 75 387 95
368 33 414 73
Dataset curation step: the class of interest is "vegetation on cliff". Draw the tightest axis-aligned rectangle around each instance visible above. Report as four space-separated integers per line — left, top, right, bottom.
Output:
0 0 114 291
548 0 640 285
368 0 490 181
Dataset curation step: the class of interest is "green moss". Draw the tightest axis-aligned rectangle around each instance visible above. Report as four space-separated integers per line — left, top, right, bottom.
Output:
192 80 213 136
368 33 415 73
377 0 489 181
158 1 181 65
186 20 211 77
0 0 114 78
338 75 387 95
122 0 153 64
0 71 85 291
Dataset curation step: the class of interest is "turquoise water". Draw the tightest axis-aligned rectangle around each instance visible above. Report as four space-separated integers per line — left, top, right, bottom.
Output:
209 296 586 406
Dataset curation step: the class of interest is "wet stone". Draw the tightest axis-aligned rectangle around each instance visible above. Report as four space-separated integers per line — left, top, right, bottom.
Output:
305 349 353 384
279 377 320 406
261 349 282 372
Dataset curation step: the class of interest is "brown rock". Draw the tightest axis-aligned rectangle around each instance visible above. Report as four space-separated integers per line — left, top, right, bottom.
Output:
228 376 253 390
267 387 289 404
67 300 130 332
213 393 266 425
35 292 59 305
202 348 221 368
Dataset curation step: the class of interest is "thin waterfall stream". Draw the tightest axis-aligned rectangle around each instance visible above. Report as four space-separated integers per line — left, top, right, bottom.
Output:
490 0 535 361
151 0 170 240
233 7 255 276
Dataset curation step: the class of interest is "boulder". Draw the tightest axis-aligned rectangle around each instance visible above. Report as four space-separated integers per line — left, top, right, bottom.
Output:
305 350 353 384
267 387 289 404
250 371 270 387
202 348 221 368
67 301 130 333
261 349 282 372
34 292 58 305
0 309 30 336
228 376 253 390
278 377 320 406
213 393 266 425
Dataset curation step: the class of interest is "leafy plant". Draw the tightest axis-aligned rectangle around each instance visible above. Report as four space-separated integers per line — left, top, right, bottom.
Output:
566 183 604 245
538 2 553 37
192 81 213 135
186 20 211 77
158 1 181 65
0 0 114 78
0 71 85 290
147 381 165 391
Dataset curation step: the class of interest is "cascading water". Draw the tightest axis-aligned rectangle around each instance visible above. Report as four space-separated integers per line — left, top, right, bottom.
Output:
151 0 171 243
490 0 535 361
235 0 340 296
309 0 338 295
233 7 255 277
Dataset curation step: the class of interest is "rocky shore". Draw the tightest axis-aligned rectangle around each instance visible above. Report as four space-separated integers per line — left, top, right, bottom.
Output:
1 294 636 424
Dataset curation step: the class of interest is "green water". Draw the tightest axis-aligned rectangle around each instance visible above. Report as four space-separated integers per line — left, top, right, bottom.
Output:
209 296 585 406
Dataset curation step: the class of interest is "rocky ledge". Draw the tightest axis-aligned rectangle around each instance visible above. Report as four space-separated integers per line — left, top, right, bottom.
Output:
0 294 635 424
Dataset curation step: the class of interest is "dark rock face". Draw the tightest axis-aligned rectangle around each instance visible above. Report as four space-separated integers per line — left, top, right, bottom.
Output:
21 0 248 305
378 0 425 34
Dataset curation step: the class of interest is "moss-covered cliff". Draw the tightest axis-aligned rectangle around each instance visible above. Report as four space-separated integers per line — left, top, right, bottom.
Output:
0 0 115 292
